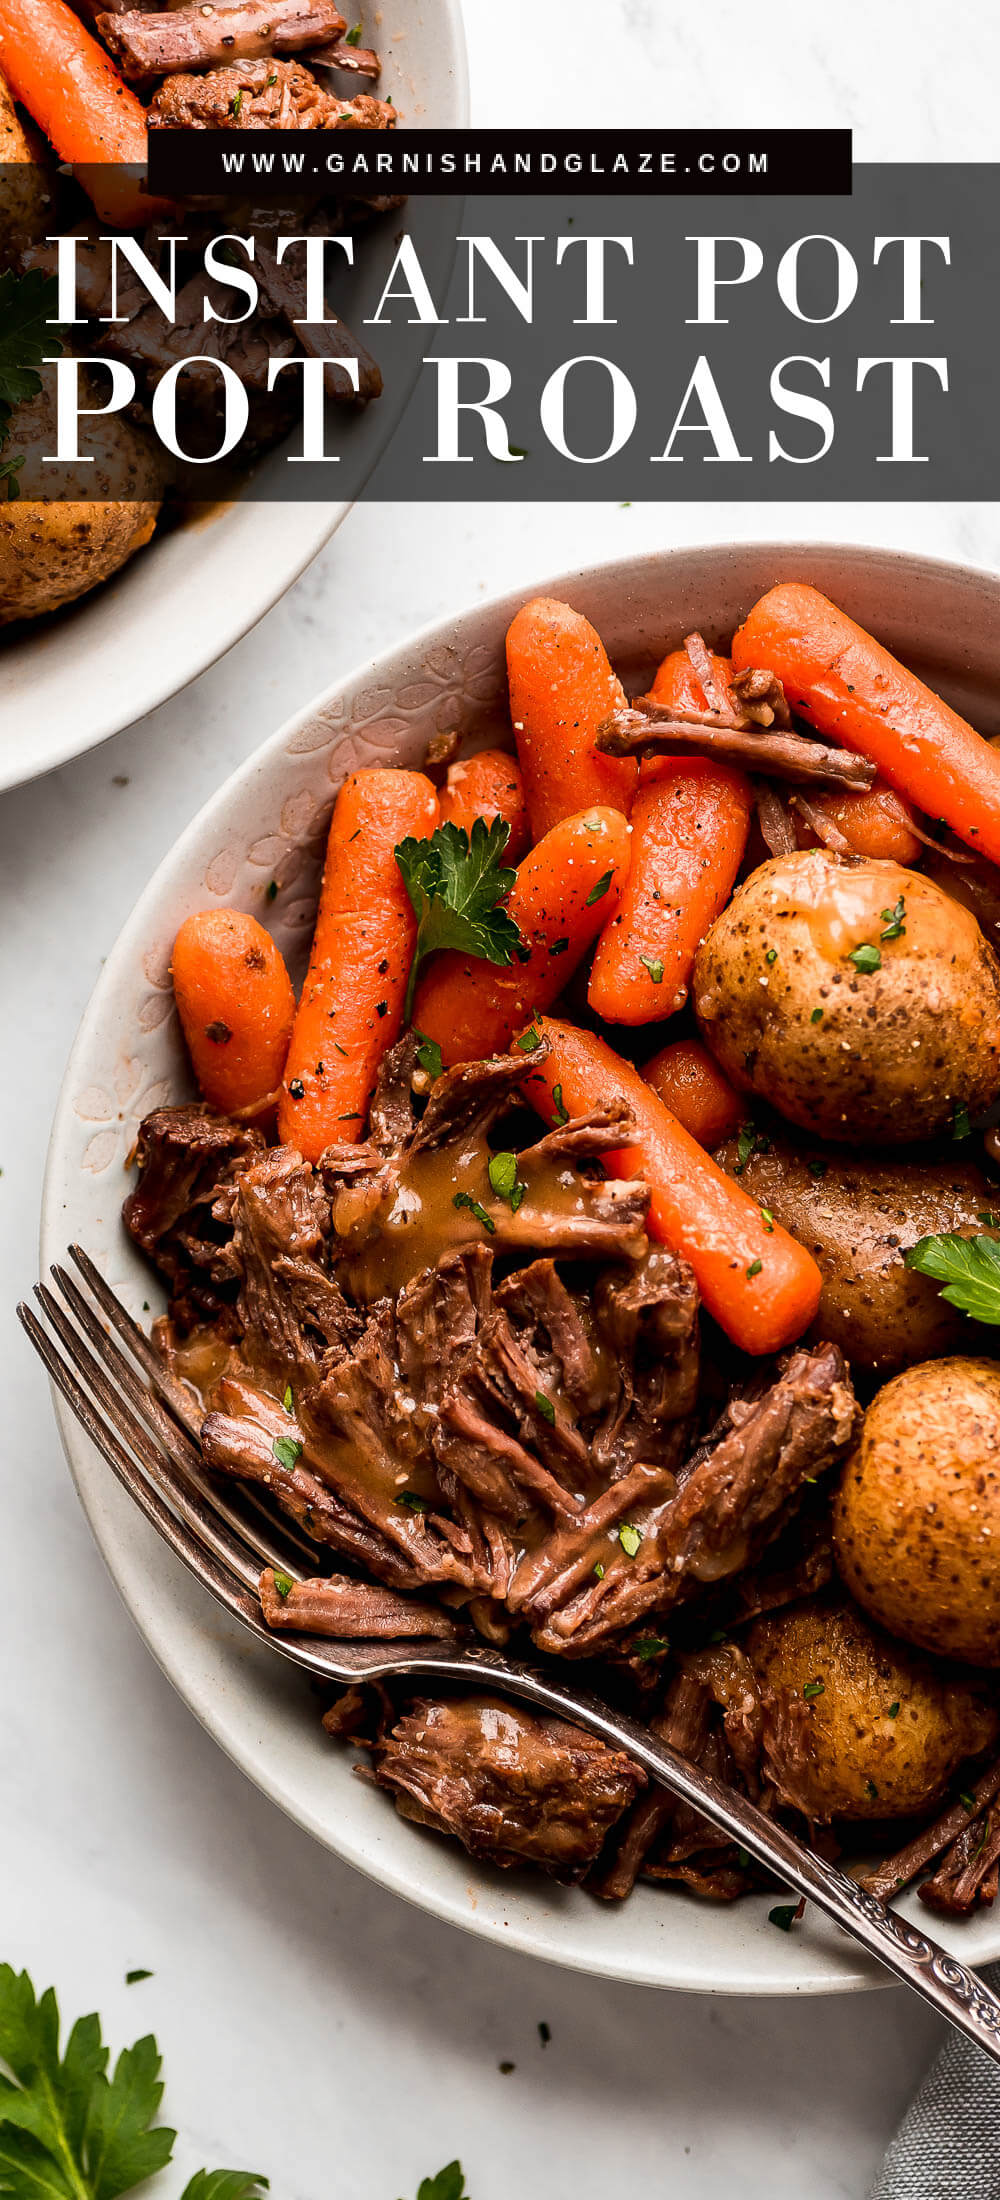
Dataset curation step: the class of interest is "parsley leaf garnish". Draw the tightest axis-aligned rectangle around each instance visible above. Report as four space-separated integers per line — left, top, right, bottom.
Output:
415 1032 443 1081
534 1389 556 1424
617 1522 642 1558
585 870 613 907
904 1232 1000 1324
848 942 881 975
0 270 61 500
395 817 521 1020
344 19 363 41
632 1634 669 1661
271 1435 302 1472
639 953 664 985
0 1966 268 2200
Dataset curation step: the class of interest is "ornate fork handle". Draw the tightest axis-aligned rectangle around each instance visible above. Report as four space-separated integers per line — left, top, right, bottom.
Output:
376 1642 1000 2060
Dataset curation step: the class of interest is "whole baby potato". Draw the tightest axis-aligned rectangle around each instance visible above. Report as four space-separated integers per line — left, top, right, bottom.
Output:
834 1359 1000 1666
715 1131 1000 1374
693 849 1000 1143
746 1596 998 1820
0 371 163 625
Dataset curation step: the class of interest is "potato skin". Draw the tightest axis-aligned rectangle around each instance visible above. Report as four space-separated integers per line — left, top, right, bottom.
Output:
715 1132 999 1374
692 849 1000 1144
0 373 162 624
834 1359 1000 1666
746 1596 999 1820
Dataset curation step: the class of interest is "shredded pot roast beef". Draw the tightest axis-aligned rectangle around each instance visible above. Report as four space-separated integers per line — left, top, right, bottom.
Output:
124 1033 877 1895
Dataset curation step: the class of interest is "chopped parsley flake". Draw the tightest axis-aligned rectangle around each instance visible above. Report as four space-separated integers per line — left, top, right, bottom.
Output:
746 1258 762 1279
848 942 881 975
345 19 363 39
768 1903 799 1933
953 1102 971 1142
617 1522 642 1558
593 1561 605 1579
516 1023 541 1052
272 1435 302 1472
551 1083 569 1126
880 896 906 941
586 869 614 906
887 1702 900 1719
273 1572 294 1599
639 953 664 985
489 1149 526 1211
810 1006 824 1023
534 1389 556 1425
765 948 777 966
961 1791 978 1813
633 1634 669 1660
803 1678 825 1701
453 1190 496 1233
397 1490 430 1512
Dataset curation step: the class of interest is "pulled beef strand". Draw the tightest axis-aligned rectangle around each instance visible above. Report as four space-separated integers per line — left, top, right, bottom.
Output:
373 1695 646 1879
126 1032 870 1900
860 1755 1000 1910
259 1569 458 1639
97 0 347 80
597 703 876 790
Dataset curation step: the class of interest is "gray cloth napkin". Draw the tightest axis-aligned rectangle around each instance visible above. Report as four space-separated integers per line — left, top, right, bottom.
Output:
869 1967 1000 2197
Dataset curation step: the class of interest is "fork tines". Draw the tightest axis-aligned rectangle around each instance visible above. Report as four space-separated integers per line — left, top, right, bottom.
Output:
18 1247 312 1640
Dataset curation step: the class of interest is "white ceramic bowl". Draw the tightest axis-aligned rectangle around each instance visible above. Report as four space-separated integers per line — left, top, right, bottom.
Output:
0 0 469 791
42 540 1000 1994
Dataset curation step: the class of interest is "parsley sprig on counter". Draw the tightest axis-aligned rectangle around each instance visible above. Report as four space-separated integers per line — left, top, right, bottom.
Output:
0 1965 267 2199
405 2167 469 2200
0 270 60 501
904 1231 1000 1324
395 817 522 1020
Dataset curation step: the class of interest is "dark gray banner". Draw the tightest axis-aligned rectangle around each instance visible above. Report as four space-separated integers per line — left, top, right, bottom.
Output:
3 167 996 501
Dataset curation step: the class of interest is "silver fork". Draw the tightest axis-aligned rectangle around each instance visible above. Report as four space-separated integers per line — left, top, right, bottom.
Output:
19 1247 1000 2062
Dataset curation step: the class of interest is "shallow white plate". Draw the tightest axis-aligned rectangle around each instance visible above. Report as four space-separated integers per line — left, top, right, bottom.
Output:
42 539 1000 1993
0 0 469 791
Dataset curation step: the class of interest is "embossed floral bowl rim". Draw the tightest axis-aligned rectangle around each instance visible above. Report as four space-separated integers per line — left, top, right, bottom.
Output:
0 0 469 793
42 538 1000 1995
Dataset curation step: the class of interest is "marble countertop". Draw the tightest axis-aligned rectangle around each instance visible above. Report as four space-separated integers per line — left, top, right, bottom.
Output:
3 6 998 2193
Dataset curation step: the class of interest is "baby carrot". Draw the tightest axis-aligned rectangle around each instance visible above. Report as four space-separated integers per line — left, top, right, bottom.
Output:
519 1016 822 1356
278 767 439 1159
414 806 631 1066
506 597 636 838
732 582 1000 865
0 0 160 227
641 1039 743 1149
795 781 922 865
649 644 734 713
172 909 295 1117
439 747 529 860
588 761 752 1025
